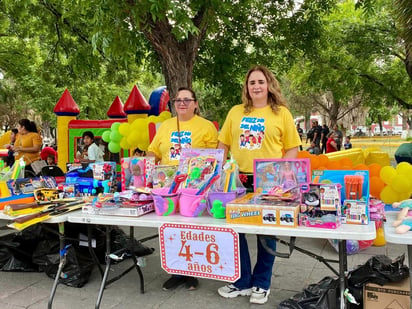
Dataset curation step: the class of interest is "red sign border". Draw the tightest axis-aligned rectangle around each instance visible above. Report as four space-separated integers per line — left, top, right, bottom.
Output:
159 223 240 282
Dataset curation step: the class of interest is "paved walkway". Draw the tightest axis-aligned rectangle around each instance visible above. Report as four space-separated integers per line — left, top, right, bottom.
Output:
0 225 407 309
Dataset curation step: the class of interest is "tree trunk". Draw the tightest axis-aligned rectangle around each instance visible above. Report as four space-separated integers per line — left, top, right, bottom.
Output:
140 9 210 101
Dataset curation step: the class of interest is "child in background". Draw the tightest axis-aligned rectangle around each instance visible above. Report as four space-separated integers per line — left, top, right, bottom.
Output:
344 136 352 150
46 154 56 165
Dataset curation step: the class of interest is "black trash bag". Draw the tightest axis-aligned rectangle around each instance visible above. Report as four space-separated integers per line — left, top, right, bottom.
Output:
111 228 155 258
346 254 409 309
32 238 60 270
278 276 339 309
44 245 95 288
0 225 47 272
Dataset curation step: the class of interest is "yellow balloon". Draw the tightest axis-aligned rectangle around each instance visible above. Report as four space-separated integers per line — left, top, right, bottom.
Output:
147 115 157 124
118 123 131 136
127 133 139 146
159 111 172 119
120 137 131 149
391 175 411 193
138 140 149 151
379 166 396 185
380 185 399 204
397 190 412 202
396 162 412 175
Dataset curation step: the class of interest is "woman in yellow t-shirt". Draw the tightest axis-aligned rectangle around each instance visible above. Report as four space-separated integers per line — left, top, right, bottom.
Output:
147 87 218 291
12 119 43 176
217 65 301 304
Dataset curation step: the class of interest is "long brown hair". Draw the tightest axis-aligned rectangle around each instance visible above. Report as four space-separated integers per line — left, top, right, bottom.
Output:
241 65 287 114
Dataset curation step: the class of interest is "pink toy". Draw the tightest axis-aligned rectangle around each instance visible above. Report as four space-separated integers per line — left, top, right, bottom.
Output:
392 199 412 233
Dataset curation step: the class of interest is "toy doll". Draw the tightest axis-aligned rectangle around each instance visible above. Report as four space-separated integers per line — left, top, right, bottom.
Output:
280 161 297 190
392 199 412 233
131 160 145 188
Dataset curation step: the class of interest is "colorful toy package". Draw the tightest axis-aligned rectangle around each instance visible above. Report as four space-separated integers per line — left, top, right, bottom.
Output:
120 157 155 190
312 169 370 225
92 162 117 181
152 165 178 188
254 158 310 194
177 148 225 191
299 183 341 229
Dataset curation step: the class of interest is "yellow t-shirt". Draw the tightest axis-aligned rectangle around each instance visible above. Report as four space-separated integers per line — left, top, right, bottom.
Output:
218 104 301 173
148 115 218 165
15 132 43 165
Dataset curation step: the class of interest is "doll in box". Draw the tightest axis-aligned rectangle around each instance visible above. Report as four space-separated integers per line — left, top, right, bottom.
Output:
130 159 145 188
392 199 412 233
280 161 297 190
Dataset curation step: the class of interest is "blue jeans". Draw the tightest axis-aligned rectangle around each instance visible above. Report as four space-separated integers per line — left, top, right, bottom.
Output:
233 233 276 290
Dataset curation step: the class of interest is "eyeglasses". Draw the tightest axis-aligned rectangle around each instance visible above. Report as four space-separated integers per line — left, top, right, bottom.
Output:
173 98 195 105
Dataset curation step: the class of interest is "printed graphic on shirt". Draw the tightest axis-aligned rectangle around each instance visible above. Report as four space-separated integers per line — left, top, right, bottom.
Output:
239 116 265 150
169 130 192 161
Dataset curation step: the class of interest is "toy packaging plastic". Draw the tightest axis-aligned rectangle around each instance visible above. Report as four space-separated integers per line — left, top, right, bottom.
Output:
254 158 310 194
313 169 370 225
299 183 341 229
152 165 178 188
120 157 155 190
226 193 299 228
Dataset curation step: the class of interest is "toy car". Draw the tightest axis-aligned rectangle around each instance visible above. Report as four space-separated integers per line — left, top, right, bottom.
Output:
280 213 294 223
263 213 276 222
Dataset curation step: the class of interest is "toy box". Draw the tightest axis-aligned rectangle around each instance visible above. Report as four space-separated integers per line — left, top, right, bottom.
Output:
299 183 341 229
312 170 370 225
364 278 410 309
92 162 117 181
120 157 155 190
82 201 154 217
254 159 310 194
226 193 299 228
152 165 178 188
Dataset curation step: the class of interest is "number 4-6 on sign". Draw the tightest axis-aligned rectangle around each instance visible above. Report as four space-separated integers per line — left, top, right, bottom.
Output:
159 223 240 282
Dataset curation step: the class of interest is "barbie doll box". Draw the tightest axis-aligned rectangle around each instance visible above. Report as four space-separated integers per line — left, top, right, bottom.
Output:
312 170 370 225
120 157 155 191
254 158 311 194
226 193 299 228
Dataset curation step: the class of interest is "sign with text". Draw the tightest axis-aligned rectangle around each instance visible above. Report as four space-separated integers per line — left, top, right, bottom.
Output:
159 223 240 282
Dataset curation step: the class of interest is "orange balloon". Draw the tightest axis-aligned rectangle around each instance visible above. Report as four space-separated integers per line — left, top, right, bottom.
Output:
354 164 369 171
310 155 320 170
298 150 310 158
327 160 341 170
369 176 385 198
318 154 329 167
368 163 382 178
339 158 353 168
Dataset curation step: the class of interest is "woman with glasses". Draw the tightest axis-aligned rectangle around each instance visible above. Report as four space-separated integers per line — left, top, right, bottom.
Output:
147 87 218 290
217 65 301 304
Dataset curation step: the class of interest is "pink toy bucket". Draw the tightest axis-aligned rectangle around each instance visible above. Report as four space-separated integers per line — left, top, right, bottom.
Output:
151 188 179 216
207 188 246 218
179 188 207 217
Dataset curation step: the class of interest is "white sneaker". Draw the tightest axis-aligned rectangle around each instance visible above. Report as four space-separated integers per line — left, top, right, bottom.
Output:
250 287 270 304
218 284 252 298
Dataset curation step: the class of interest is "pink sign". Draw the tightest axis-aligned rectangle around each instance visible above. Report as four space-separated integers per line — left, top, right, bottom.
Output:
159 223 240 282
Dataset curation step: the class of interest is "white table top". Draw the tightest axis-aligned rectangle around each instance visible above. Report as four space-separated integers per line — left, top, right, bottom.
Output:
68 211 376 241
384 211 412 245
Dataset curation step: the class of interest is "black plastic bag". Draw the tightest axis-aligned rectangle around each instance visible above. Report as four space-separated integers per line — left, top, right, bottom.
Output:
278 276 339 309
44 245 95 288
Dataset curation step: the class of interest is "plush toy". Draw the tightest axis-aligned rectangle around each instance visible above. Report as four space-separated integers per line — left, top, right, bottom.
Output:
392 199 412 233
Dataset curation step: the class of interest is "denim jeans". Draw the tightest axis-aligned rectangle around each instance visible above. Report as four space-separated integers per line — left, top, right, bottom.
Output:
233 233 276 290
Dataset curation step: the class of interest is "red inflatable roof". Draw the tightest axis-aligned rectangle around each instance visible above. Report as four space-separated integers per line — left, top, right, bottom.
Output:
53 89 80 116
124 85 151 114
107 96 126 118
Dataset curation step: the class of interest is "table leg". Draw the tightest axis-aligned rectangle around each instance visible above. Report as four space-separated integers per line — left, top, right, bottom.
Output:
96 226 111 309
129 226 145 293
408 245 412 309
47 222 65 309
338 240 348 309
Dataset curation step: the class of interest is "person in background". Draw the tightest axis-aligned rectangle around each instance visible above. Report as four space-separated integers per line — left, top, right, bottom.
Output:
326 132 338 153
344 136 352 150
333 124 343 151
132 147 146 157
217 65 301 304
3 128 18 167
147 87 218 291
46 154 56 165
11 119 42 176
320 124 330 154
81 131 104 163
307 141 321 155
296 123 303 151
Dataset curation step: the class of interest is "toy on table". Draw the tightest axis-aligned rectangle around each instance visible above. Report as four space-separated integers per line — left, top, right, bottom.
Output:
392 199 412 233
168 172 187 194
